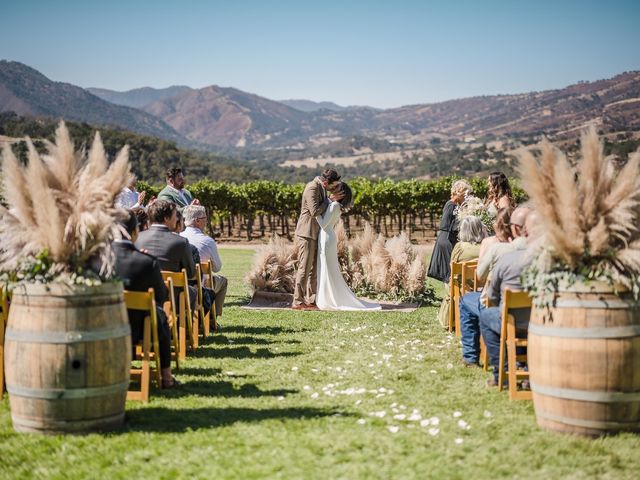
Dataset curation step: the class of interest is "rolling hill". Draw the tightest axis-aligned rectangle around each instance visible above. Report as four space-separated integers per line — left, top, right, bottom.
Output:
0 61 186 143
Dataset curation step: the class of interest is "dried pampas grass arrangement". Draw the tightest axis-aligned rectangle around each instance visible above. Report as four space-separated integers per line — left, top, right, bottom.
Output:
0 122 130 282
518 126 640 293
245 234 297 293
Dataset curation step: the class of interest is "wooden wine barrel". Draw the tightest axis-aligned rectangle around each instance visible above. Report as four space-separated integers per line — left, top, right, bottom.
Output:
528 281 640 437
4 282 131 434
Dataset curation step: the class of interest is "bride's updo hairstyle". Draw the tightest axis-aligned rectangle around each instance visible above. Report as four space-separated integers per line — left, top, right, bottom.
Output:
333 182 353 210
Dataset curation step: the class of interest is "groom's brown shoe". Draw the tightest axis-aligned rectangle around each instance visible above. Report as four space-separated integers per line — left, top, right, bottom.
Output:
291 304 307 311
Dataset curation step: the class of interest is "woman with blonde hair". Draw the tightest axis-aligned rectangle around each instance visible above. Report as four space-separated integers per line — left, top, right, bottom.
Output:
427 179 471 283
436 215 488 327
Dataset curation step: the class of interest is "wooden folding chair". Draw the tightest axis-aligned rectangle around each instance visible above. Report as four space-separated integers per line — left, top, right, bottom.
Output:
161 269 196 358
124 288 162 403
498 289 532 400
0 285 9 400
199 260 218 333
449 261 464 335
460 260 478 295
162 277 180 371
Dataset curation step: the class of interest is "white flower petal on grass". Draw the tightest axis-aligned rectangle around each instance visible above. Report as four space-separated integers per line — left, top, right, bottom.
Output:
408 413 422 421
388 426 400 434
458 420 470 430
393 414 406 421
310 393 319 399
429 370 437 374
453 411 462 418
447 363 454 369
355 400 362 406
390 402 398 408
429 417 440 426
224 371 235 376
357 419 366 425
484 410 492 418
371 411 386 418
454 438 464 445
420 419 430 427
277 396 285 401
303 385 311 391
428 428 440 436
291 367 299 371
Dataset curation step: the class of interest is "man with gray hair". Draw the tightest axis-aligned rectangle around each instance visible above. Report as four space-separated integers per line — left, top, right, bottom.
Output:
180 205 227 319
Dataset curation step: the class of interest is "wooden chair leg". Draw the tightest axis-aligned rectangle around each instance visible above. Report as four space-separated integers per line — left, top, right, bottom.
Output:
179 295 187 360
507 317 518 400
480 336 488 371
498 314 508 392
0 316 5 400
140 316 151 403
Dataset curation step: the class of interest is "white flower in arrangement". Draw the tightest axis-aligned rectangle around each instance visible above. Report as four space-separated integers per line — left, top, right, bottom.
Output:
454 195 495 231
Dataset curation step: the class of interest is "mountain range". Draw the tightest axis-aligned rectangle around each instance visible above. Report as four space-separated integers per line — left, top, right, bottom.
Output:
1 60 639 151
0 61 184 142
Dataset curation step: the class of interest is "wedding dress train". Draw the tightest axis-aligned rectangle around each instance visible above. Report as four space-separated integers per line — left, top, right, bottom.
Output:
316 202 381 311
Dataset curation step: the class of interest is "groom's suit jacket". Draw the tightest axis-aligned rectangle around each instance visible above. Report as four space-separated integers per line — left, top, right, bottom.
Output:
295 178 330 240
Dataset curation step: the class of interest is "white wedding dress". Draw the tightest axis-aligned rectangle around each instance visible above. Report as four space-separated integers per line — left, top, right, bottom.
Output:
315 202 381 311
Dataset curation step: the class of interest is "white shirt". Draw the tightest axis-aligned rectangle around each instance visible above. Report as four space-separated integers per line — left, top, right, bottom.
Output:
115 187 141 209
180 226 222 272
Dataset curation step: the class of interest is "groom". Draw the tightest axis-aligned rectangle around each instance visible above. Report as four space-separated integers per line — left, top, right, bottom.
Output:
292 168 341 310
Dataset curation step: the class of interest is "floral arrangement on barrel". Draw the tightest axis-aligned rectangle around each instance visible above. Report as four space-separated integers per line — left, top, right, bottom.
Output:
519 126 640 309
0 122 129 285
0 121 134 435
246 222 435 304
454 194 495 232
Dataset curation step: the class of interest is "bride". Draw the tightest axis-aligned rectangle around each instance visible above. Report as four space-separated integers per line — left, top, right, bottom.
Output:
315 182 381 311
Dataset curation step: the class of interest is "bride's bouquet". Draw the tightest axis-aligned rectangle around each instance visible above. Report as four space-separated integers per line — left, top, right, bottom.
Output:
454 195 495 231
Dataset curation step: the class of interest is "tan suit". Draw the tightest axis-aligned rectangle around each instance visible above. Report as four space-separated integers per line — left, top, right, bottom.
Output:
293 178 330 306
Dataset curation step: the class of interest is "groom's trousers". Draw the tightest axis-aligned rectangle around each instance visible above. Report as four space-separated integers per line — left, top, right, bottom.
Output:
293 235 318 306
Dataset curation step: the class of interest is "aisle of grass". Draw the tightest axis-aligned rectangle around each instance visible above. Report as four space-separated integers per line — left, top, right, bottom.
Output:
1 248 639 479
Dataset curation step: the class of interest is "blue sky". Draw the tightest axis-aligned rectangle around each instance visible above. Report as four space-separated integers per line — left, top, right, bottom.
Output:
1 0 639 108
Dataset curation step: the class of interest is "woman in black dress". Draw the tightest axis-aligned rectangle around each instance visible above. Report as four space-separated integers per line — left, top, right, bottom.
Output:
427 179 471 282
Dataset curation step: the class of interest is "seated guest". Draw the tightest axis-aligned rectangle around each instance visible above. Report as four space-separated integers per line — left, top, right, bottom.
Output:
132 207 149 232
135 200 196 277
458 206 530 367
115 176 148 209
114 210 178 388
480 211 538 387
157 167 200 210
436 216 487 328
181 205 228 319
135 200 197 307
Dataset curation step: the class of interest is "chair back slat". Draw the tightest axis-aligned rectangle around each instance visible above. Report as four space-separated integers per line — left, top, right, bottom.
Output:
123 289 155 311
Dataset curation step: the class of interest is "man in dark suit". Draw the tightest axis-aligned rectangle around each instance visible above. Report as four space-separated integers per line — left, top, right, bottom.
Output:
114 210 178 388
135 199 197 308
135 200 196 278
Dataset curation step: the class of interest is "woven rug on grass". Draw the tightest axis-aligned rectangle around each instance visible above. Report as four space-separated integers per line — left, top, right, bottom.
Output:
243 291 418 313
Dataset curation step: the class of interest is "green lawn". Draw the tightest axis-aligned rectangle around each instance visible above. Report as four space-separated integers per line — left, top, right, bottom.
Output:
1 248 639 479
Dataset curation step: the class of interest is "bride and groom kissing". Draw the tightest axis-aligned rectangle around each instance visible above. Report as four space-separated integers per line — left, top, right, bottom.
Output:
292 169 380 312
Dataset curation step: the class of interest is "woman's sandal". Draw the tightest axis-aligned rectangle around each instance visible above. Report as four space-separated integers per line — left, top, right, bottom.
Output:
162 377 182 389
